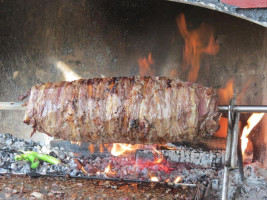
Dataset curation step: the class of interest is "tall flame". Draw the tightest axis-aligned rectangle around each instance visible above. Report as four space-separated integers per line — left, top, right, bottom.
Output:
176 14 219 82
241 113 264 155
138 52 155 76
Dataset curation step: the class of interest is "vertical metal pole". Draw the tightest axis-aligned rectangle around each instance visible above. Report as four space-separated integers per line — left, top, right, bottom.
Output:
237 131 245 182
231 113 240 168
224 104 233 166
222 105 233 200
222 99 235 200
222 166 230 200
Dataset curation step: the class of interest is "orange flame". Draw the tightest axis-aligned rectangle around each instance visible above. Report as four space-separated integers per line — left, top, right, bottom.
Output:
176 14 219 82
111 143 140 156
110 144 172 173
150 176 159 182
138 52 155 76
137 147 171 173
104 164 116 176
217 78 234 105
81 166 88 174
214 117 229 138
99 144 104 153
88 144 95 153
152 147 164 164
158 144 178 150
174 176 182 184
241 113 264 156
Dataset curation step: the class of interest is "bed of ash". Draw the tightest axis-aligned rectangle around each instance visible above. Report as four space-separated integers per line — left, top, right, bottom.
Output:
1 133 267 199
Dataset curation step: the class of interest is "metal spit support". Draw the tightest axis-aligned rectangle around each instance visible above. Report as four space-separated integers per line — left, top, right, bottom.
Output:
219 100 267 200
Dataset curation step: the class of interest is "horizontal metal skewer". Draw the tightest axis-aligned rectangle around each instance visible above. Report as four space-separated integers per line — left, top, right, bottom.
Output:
1 102 267 113
0 102 26 110
218 105 267 113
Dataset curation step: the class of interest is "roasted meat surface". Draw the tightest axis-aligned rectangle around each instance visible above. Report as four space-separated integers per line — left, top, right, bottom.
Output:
23 76 220 144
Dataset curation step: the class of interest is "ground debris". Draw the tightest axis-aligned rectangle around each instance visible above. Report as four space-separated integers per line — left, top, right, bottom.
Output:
5 192 12 198
31 191 43 199
0 174 195 200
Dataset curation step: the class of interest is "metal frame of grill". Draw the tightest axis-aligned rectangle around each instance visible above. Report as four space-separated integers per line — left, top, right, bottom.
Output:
218 99 267 200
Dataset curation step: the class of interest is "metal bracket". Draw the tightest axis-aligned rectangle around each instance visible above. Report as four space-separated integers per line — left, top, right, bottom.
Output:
222 98 243 200
221 99 255 200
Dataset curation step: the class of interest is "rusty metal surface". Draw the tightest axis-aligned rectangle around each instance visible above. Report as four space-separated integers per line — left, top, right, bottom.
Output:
167 0 267 27
221 0 267 9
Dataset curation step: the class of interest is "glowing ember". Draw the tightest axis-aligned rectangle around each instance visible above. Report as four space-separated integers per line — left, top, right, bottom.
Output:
176 13 219 82
111 143 139 156
150 176 159 182
134 147 172 173
104 164 116 176
241 113 264 156
174 176 182 184
110 144 173 173
137 52 155 76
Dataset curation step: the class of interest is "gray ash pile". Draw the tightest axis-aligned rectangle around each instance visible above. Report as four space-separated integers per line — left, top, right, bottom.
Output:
0 133 219 184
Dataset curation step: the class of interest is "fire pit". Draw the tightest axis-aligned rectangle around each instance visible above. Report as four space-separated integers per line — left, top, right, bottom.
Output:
0 0 267 199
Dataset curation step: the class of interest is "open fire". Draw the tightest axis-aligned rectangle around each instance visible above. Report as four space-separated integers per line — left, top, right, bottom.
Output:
241 113 265 159
78 142 186 183
111 143 141 156
176 13 219 82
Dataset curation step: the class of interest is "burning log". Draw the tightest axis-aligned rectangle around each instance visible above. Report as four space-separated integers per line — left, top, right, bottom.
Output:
22 76 220 144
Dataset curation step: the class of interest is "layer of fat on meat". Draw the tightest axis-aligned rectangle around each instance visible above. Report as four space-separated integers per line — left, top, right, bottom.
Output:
105 94 121 121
